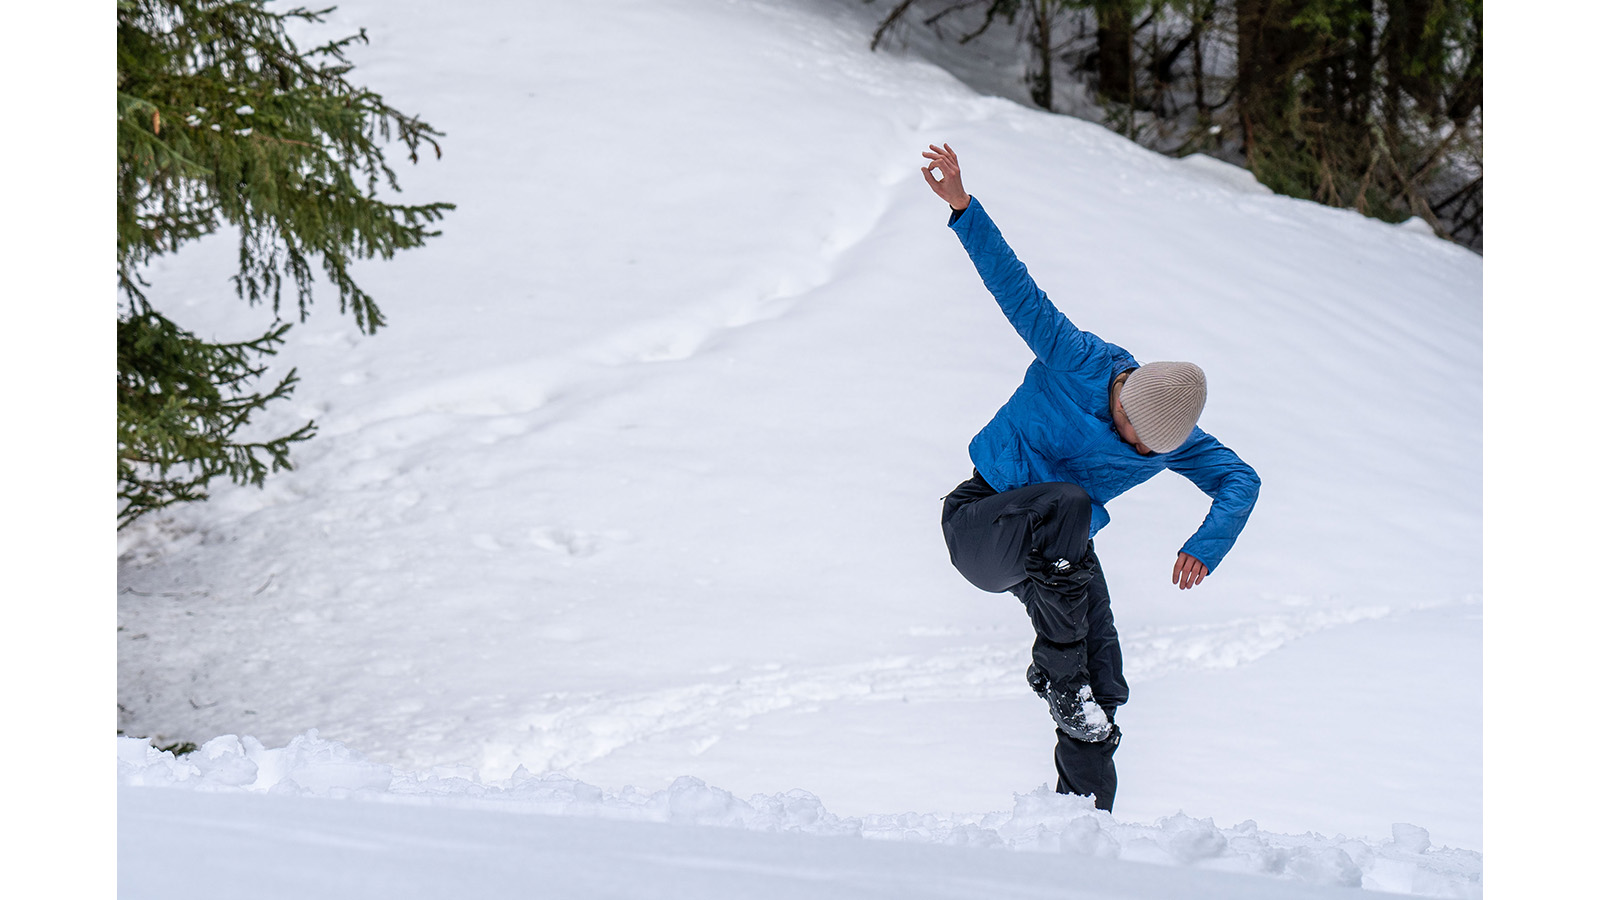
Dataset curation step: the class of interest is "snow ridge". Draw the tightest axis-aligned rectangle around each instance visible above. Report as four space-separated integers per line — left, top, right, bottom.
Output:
481 604 1398 776
120 732 1481 898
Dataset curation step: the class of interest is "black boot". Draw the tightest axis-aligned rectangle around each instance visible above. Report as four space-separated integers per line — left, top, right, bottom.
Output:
1027 662 1114 743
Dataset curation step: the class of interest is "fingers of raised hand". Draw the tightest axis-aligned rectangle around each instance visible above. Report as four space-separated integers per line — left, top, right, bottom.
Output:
923 145 958 170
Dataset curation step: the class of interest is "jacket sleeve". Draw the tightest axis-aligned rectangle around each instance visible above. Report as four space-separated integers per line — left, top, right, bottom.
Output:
949 197 1105 374
1162 428 1261 572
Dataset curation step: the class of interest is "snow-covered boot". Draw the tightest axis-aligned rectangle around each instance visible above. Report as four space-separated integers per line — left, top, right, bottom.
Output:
1027 663 1113 743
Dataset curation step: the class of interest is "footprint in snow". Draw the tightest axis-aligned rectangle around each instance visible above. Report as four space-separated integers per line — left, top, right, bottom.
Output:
528 527 631 557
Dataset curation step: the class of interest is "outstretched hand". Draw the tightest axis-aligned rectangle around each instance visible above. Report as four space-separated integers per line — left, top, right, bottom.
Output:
1173 552 1209 590
921 143 970 210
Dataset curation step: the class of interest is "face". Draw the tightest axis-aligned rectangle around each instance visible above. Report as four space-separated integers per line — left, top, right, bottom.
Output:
1112 398 1154 455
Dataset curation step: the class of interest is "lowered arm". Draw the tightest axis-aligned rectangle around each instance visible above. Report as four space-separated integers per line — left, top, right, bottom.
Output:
1163 429 1262 573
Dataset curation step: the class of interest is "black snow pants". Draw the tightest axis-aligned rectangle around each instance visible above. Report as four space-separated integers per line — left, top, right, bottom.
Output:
940 470 1128 811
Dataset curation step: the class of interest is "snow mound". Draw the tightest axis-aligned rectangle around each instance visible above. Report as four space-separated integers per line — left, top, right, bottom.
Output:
1176 152 1274 194
1397 215 1441 235
120 732 1481 897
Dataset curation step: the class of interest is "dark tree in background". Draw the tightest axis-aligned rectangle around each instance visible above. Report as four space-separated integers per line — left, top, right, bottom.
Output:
117 0 453 527
1233 0 1482 237
867 0 1483 250
1093 1 1138 107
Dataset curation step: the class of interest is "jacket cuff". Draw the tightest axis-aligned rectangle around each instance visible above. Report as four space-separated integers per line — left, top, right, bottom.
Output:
1178 541 1221 574
947 197 975 227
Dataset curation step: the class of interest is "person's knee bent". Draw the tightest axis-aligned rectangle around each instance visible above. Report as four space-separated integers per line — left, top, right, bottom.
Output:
1028 483 1093 564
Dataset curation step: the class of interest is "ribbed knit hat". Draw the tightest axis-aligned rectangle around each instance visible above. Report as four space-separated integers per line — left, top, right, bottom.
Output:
1121 362 1207 453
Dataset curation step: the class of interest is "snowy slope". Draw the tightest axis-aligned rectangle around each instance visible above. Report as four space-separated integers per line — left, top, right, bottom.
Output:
123 788 1371 900
117 0 1482 893
119 733 1480 897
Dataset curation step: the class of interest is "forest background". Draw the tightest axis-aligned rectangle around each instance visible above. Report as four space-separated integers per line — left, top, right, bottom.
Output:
866 0 1483 250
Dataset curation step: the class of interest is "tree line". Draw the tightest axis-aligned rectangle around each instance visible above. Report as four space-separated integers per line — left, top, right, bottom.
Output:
868 0 1482 250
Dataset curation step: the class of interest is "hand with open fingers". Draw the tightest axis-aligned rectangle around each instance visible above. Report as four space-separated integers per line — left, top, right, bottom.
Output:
1172 552 1209 590
921 143 970 210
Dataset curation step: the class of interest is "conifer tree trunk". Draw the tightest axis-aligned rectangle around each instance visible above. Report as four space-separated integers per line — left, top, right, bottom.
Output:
1096 2 1134 105
1234 0 1318 188
1351 0 1377 122
1385 0 1444 119
1027 0 1056 109
1189 4 1209 114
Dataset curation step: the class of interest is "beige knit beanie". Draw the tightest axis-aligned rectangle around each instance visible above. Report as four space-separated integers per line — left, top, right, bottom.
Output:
1121 362 1207 453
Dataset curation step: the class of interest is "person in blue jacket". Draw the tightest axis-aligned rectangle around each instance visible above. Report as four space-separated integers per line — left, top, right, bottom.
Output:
921 143 1260 812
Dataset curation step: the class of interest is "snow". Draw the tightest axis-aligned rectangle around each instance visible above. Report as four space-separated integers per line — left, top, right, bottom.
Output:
114 0 1481 896
1074 683 1111 735
119 732 1480 897
121 789 1369 900
1178 153 1275 195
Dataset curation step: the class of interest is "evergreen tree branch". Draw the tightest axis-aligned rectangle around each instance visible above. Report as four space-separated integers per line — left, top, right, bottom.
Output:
117 0 451 525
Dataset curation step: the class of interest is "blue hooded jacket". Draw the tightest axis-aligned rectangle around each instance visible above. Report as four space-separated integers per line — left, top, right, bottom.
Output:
950 197 1260 572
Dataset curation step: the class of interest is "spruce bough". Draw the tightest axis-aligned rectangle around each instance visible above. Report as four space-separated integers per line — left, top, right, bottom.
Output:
117 0 453 527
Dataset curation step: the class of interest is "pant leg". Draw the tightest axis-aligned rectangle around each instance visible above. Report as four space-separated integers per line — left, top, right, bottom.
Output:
941 476 1094 595
1053 547 1127 811
942 474 1097 687
1055 717 1121 811
1081 547 1128 710
942 473 1128 811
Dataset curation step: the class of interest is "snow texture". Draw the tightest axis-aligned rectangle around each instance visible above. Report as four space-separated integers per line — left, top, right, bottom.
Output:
121 733 1481 897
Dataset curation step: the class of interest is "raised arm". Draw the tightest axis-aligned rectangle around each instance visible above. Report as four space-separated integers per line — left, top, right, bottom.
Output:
921 144 1101 373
